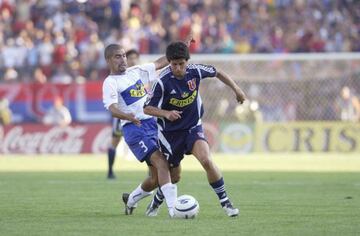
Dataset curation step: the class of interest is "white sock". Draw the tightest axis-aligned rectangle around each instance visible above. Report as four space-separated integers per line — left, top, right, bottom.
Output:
160 183 177 217
127 184 153 207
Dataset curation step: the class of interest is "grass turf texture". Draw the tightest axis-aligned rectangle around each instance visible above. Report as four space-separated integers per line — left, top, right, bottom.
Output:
0 154 359 236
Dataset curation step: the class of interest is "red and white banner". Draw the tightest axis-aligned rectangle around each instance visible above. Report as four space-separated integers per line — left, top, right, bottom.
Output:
0 124 111 154
0 81 108 123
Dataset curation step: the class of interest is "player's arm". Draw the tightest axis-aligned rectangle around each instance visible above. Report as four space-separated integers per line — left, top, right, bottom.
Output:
143 81 181 121
216 69 246 104
108 104 141 126
153 56 169 70
144 105 182 122
102 79 141 125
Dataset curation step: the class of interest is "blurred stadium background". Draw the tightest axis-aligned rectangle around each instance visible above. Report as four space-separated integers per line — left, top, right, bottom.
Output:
1 0 360 235
1 0 359 154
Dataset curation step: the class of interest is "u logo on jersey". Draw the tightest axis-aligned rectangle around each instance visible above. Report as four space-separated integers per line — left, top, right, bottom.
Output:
187 79 196 91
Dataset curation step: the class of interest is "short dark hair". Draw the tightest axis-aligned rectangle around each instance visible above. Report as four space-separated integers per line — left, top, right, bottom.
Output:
126 49 139 58
104 44 122 60
166 41 190 61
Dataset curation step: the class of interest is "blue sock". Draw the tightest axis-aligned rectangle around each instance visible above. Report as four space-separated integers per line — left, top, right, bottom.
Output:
107 147 116 174
153 188 164 205
210 177 229 207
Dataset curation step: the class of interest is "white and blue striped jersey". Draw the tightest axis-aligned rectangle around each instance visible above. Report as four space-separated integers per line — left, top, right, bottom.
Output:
146 63 217 132
102 63 157 126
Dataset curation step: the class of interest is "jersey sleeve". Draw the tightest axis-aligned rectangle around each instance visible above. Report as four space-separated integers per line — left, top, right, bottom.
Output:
102 78 118 110
145 80 164 108
195 64 217 80
138 63 157 84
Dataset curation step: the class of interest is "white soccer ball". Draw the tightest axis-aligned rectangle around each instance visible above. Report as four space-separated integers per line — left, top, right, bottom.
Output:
174 195 199 219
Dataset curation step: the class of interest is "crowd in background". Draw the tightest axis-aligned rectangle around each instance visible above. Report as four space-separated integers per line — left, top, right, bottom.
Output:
0 0 359 83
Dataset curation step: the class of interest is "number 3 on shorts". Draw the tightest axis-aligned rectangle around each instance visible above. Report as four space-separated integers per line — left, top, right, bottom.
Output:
139 141 148 153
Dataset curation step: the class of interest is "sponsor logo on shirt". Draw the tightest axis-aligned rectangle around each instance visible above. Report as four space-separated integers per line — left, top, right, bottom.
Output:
121 79 146 105
169 90 197 107
130 83 146 97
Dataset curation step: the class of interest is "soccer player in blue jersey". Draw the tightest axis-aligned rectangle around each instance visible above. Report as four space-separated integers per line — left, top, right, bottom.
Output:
102 44 177 217
143 41 246 217
107 49 140 179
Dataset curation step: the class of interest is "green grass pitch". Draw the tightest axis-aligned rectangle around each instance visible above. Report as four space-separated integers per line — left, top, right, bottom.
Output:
0 153 359 236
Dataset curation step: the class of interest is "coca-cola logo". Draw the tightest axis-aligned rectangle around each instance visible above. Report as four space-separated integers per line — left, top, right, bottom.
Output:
92 127 112 153
0 126 86 154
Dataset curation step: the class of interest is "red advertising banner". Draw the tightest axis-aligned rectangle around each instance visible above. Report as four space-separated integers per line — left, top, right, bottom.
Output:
0 123 111 154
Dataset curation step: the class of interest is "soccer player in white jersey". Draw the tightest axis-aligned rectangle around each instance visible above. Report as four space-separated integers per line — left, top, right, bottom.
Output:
107 49 140 179
144 41 246 217
102 44 177 217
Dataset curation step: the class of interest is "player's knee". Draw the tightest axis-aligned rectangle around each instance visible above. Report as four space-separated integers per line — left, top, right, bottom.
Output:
199 157 213 171
146 167 159 187
157 159 168 171
150 174 158 185
171 173 181 184
150 152 168 170
149 178 159 188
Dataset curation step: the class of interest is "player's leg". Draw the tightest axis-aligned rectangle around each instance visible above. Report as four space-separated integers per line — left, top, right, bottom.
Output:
190 130 239 217
121 119 158 214
142 165 158 190
107 118 122 179
148 150 177 217
122 118 176 217
191 140 221 181
145 130 185 216
146 165 181 216
123 165 157 214
107 136 120 179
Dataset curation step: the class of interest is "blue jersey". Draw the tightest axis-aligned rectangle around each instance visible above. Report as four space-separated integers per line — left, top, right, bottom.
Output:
146 64 216 132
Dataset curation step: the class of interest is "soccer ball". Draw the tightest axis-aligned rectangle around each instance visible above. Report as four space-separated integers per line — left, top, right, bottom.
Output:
174 195 199 219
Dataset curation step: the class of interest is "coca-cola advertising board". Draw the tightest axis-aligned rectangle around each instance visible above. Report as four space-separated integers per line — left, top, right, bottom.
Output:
0 124 111 154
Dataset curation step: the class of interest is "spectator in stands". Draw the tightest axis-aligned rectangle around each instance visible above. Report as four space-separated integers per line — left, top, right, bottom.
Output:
0 98 12 125
51 65 72 84
33 67 47 84
0 0 359 81
3 67 18 82
335 86 360 122
43 96 72 127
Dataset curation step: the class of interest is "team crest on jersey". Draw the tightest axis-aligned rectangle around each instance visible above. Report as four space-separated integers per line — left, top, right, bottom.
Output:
197 132 205 138
121 79 146 105
187 78 196 91
130 82 146 97
181 91 189 98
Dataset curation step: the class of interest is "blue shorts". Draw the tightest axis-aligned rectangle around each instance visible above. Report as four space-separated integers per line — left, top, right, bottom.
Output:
158 125 206 167
112 118 122 137
122 118 159 163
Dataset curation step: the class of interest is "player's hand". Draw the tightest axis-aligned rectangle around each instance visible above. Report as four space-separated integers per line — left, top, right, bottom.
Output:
165 110 182 121
128 113 141 126
184 33 195 47
235 88 246 104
